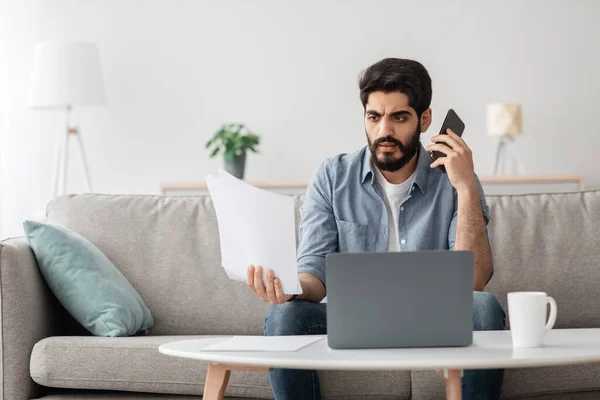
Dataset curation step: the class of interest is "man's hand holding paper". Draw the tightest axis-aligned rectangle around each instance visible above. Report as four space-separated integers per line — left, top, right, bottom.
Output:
247 265 293 304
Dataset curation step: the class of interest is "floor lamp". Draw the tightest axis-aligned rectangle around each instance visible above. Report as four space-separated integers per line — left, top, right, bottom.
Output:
28 41 107 198
487 103 526 175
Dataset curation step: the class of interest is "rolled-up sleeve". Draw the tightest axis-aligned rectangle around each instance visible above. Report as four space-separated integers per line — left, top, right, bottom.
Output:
297 160 338 287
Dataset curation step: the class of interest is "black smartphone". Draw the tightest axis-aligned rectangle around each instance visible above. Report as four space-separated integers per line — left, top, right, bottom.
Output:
430 109 465 174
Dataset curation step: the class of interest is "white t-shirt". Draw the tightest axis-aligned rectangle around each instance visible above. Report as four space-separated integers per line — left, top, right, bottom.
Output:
374 167 415 251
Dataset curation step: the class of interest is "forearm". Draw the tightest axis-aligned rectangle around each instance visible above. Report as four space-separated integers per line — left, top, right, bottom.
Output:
297 272 326 303
455 184 493 291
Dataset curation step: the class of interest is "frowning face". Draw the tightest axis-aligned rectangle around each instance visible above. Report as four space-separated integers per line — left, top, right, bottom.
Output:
365 91 426 172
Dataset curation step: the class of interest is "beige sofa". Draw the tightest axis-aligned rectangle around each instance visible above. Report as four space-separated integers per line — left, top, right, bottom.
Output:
1 190 600 400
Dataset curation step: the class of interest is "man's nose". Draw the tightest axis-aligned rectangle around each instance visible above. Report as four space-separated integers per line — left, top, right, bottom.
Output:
377 118 393 138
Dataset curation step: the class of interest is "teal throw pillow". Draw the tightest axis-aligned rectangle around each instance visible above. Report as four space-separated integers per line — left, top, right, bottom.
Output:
23 220 154 337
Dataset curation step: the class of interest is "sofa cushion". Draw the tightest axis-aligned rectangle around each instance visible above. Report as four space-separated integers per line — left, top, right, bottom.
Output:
411 365 600 399
32 391 203 400
30 336 272 397
485 191 600 329
30 336 411 399
23 220 154 337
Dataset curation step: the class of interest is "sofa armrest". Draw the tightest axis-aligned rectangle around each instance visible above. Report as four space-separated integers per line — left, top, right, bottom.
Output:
0 237 63 400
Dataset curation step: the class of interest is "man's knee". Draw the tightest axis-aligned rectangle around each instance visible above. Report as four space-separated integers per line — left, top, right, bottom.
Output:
264 301 326 336
473 291 506 331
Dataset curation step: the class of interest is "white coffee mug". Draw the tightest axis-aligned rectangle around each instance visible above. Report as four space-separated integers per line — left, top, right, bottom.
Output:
507 292 557 348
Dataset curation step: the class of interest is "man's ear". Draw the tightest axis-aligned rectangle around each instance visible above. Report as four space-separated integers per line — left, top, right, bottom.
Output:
420 108 433 133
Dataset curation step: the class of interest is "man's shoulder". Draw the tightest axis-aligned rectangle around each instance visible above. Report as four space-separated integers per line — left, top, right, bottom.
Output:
316 147 366 180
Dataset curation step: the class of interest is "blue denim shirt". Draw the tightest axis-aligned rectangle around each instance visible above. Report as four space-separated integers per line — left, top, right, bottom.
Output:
297 144 490 286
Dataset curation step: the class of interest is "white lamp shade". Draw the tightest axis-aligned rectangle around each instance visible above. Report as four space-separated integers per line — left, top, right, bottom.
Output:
28 41 107 108
487 103 522 137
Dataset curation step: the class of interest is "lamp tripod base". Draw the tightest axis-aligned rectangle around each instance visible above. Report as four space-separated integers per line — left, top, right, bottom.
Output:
51 106 93 198
490 136 527 175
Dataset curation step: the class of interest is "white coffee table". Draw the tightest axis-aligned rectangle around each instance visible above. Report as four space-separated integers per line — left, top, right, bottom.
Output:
159 328 600 400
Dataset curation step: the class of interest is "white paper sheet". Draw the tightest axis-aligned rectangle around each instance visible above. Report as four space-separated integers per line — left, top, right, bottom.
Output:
202 336 323 352
206 170 302 294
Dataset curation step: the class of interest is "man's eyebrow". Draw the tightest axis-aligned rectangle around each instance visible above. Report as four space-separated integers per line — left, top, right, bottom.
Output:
365 109 412 117
390 110 412 117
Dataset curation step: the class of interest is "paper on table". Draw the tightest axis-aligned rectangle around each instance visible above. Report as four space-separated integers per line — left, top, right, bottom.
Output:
202 335 323 352
206 171 302 294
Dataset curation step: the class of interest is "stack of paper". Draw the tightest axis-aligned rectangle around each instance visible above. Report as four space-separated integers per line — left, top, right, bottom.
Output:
206 170 302 295
202 336 323 352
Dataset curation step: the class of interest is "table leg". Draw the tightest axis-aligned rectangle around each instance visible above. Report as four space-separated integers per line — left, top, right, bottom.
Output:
203 364 272 400
203 364 231 400
443 368 463 400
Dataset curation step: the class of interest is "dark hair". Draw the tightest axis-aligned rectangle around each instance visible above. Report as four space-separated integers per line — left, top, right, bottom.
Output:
358 58 432 117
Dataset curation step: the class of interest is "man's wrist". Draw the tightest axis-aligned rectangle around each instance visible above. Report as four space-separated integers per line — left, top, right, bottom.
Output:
456 179 478 198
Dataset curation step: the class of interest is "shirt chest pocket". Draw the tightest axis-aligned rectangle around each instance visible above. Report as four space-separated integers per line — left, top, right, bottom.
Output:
335 218 368 252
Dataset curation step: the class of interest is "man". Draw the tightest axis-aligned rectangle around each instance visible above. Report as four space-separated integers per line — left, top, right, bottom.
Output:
246 58 506 399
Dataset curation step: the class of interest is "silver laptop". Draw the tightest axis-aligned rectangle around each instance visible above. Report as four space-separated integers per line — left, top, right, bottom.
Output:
325 251 474 349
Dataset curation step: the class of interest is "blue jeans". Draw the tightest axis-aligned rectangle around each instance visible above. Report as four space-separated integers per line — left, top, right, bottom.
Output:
264 291 506 400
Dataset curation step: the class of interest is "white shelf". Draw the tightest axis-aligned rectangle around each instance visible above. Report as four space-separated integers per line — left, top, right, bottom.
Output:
161 175 584 197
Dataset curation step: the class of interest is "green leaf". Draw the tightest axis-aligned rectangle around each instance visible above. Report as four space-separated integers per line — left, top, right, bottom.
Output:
224 150 236 163
206 122 261 157
210 147 220 158
224 140 234 156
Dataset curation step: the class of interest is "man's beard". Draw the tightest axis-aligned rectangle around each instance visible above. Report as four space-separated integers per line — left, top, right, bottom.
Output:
367 126 421 172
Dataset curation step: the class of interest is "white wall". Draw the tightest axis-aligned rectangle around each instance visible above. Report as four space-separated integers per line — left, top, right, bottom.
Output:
1 0 599 239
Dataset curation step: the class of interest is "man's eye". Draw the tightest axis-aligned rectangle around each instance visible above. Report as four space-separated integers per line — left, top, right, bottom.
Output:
394 116 405 121
368 115 378 121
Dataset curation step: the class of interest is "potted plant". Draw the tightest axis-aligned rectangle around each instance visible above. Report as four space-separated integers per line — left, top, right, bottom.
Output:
205 123 260 179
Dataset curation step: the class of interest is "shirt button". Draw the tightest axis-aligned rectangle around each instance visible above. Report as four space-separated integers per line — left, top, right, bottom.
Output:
401 239 406 245
400 206 404 212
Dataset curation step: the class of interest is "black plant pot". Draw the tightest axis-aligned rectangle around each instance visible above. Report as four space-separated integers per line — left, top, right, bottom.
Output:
224 152 246 179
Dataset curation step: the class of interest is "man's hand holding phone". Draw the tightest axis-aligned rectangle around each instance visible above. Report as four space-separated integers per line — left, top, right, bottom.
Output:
427 128 477 193
247 264 293 304
427 109 476 194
